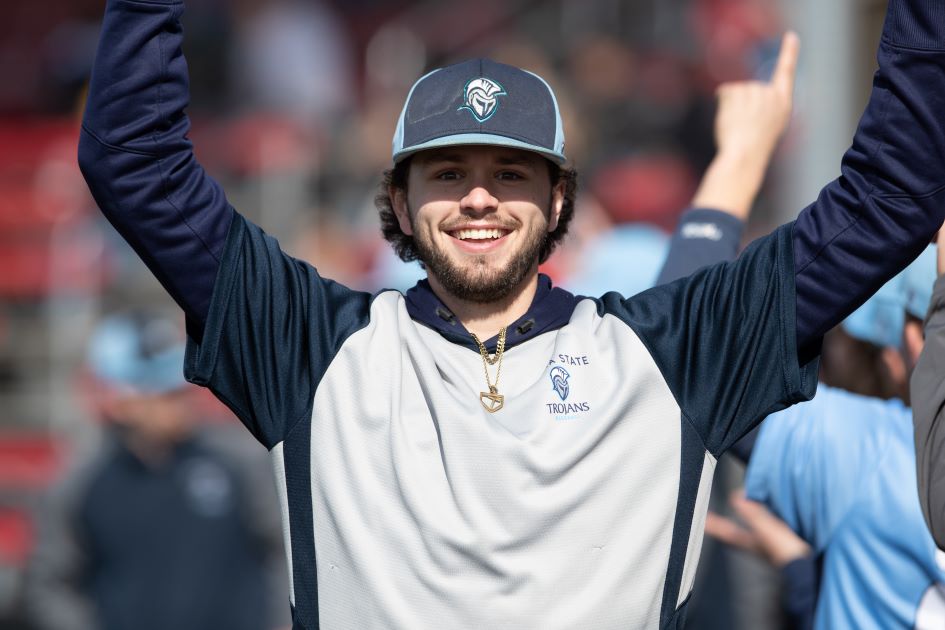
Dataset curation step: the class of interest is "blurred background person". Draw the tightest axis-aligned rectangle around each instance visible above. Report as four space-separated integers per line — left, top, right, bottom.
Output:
23 310 289 630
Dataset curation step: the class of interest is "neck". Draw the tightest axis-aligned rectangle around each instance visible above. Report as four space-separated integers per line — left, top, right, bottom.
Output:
428 269 539 340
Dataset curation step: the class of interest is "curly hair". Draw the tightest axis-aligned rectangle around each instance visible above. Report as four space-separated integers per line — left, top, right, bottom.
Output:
376 157 578 264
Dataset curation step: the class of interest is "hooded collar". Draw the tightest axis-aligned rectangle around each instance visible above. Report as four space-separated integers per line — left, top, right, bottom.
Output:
403 274 581 353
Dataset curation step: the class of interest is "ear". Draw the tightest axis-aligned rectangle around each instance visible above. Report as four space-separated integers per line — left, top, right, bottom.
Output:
390 185 413 236
879 345 907 398
903 319 925 372
548 181 565 233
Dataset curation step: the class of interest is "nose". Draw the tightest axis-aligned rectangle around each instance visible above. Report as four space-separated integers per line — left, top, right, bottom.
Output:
459 183 499 216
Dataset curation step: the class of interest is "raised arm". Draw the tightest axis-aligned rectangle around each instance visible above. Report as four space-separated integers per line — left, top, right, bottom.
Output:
912 230 945 549
657 33 797 285
78 0 233 331
793 0 945 356
79 0 373 450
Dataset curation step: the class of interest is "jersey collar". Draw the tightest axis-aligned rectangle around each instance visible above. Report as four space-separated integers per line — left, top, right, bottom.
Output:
403 274 581 353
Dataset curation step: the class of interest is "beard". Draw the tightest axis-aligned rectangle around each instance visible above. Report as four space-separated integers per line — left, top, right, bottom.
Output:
411 216 547 304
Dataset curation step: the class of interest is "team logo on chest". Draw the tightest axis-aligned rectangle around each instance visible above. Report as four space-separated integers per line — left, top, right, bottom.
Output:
550 366 570 401
546 354 591 420
458 77 507 123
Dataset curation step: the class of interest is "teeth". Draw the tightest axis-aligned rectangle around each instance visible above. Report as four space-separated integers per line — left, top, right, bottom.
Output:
455 228 504 240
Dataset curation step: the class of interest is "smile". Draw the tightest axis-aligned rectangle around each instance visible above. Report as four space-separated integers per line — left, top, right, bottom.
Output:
450 228 510 241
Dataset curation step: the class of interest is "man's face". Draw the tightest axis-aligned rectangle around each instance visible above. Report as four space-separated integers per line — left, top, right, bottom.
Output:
392 146 564 303
105 387 194 445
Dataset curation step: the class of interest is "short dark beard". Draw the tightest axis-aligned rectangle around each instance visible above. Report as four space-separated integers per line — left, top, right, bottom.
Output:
411 214 547 304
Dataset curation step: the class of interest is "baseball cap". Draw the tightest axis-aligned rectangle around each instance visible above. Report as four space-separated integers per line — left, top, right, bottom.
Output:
87 311 187 395
841 246 937 348
842 276 905 349
392 58 566 165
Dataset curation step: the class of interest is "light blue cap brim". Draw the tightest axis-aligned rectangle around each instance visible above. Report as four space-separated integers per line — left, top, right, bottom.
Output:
840 245 938 348
841 282 904 349
392 132 567 165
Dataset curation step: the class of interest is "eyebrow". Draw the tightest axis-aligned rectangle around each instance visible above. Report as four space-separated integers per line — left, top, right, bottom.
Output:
415 152 465 165
495 155 538 167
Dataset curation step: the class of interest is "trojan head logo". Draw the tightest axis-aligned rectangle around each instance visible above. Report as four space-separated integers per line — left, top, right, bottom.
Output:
549 366 570 401
458 77 507 123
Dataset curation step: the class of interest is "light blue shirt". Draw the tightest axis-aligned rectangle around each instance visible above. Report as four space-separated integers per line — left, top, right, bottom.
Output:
746 385 945 629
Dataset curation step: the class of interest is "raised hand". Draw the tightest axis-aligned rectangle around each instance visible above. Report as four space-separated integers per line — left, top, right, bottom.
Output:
713 32 799 162
692 32 800 219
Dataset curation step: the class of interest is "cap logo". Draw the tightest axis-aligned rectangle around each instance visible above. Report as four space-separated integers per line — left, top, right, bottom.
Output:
458 77 507 123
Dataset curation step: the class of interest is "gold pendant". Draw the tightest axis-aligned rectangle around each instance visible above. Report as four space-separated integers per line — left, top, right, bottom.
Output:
480 388 504 413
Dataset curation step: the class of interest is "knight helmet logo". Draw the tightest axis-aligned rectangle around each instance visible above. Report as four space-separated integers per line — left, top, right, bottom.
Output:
458 77 507 123
549 366 570 401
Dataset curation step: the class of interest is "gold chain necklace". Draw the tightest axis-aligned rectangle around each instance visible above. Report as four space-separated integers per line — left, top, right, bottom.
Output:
470 327 507 413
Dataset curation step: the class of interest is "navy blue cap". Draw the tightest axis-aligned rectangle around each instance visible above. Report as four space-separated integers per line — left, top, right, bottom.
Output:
392 58 566 165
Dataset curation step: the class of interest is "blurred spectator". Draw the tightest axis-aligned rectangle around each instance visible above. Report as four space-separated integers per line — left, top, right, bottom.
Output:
24 310 289 630
818 277 908 402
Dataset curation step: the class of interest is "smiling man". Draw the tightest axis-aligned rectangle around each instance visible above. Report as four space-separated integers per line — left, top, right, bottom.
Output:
77 1 945 628
390 146 565 325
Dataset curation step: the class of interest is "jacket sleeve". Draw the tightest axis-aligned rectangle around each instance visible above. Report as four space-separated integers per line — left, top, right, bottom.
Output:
656 208 745 285
654 209 763 460
912 274 945 549
80 0 372 447
607 224 819 456
793 0 945 356
78 0 234 332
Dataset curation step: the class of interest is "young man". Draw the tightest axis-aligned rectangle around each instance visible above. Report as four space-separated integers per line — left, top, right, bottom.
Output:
78 1 945 628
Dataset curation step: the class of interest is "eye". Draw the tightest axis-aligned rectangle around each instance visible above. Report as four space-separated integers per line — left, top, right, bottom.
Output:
497 170 525 181
434 169 461 181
